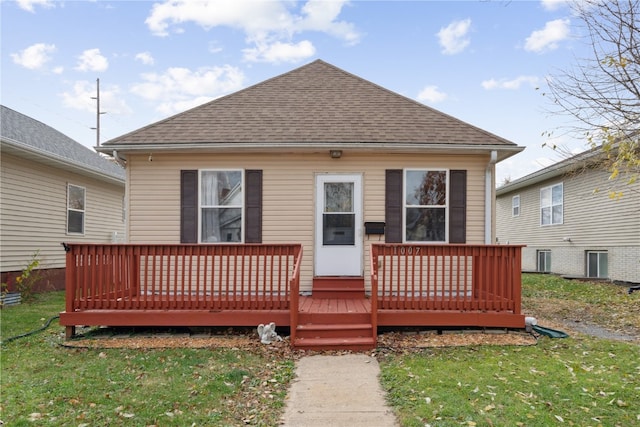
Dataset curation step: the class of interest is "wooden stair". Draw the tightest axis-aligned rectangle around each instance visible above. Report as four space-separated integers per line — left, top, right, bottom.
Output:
311 276 366 298
293 277 375 351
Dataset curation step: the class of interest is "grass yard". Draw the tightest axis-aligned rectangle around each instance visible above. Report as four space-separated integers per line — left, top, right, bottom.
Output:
379 274 640 427
1 275 639 426
0 292 295 426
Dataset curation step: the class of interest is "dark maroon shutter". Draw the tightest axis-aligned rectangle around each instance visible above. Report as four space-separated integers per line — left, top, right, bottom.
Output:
449 170 467 243
180 170 198 243
245 170 262 243
385 169 403 243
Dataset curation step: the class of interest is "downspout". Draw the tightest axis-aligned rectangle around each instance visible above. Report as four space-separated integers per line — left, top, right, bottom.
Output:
485 150 498 244
112 150 126 168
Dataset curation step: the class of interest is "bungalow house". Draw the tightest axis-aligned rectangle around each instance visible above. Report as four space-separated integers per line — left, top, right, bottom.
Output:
0 105 126 294
496 146 640 284
60 60 526 349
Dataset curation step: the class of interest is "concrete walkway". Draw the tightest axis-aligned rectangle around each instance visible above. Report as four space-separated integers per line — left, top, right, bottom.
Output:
280 354 399 426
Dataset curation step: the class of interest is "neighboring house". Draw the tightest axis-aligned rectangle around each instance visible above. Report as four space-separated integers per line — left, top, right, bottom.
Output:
1 105 126 292
496 146 640 284
61 60 526 348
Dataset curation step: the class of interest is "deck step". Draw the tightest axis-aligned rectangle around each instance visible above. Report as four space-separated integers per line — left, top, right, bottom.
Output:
296 323 373 339
298 311 371 324
312 277 366 299
293 336 376 351
311 287 365 299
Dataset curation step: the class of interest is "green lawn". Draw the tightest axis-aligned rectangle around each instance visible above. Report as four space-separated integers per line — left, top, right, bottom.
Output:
2 276 639 426
0 292 295 426
379 275 640 426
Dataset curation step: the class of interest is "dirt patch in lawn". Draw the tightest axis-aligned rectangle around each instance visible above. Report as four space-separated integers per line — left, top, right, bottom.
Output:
62 326 537 352
523 297 640 343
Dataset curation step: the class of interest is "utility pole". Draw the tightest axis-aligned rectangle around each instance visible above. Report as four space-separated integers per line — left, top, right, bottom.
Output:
91 78 106 148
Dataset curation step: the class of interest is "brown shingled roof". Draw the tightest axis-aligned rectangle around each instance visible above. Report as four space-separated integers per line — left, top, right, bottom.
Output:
102 59 518 149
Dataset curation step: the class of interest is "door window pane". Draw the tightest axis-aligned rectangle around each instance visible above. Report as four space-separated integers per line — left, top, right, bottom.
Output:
323 182 355 245
323 214 355 245
325 183 353 212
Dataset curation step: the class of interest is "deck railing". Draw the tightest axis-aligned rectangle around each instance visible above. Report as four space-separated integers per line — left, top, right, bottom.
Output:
63 243 303 313
370 244 523 314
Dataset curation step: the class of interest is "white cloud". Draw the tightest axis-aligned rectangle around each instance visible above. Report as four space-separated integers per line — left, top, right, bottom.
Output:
417 85 448 104
145 0 360 63
75 48 109 72
482 75 540 90
436 18 471 55
297 0 360 45
52 66 64 74
61 80 132 115
130 65 245 115
243 40 316 63
16 0 54 13
135 52 155 65
541 0 568 11
525 19 570 53
11 43 56 70
208 41 223 54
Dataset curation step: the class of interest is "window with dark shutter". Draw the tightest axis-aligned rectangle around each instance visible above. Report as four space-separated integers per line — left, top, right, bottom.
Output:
180 170 198 243
181 169 263 244
449 170 467 243
385 169 467 244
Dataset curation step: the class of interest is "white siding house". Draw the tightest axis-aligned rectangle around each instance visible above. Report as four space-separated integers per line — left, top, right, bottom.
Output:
497 147 640 284
1 105 126 292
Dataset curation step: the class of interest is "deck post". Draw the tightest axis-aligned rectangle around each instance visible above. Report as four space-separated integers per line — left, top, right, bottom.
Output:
289 245 302 344
369 244 378 346
63 244 76 339
65 326 76 340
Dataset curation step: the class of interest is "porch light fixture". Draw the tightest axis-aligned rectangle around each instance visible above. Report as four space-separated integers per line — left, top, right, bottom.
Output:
330 150 342 159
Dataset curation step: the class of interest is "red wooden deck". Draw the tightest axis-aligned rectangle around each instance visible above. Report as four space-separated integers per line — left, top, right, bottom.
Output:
59 243 525 350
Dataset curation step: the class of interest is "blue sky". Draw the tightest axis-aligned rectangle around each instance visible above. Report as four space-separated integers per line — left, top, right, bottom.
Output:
2 0 589 183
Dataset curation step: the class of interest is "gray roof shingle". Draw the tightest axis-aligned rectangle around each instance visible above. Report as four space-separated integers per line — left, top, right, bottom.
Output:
1 105 125 181
102 60 519 149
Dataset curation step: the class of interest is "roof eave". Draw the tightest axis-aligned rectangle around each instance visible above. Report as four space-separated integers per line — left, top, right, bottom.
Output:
2 137 125 186
496 147 608 195
98 142 524 161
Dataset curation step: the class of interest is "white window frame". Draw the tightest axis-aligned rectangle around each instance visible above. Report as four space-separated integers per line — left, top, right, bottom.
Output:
403 169 449 243
512 195 520 217
198 169 244 243
537 250 551 273
66 184 86 235
586 251 608 279
540 183 563 226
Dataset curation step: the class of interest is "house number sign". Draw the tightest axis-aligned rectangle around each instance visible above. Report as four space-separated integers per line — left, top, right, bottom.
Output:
390 246 422 255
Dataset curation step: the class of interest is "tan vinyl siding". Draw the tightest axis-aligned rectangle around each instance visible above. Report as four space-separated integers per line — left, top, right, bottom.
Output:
127 152 491 291
1 153 125 272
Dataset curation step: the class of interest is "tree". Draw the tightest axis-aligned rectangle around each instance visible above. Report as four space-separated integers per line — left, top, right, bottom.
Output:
545 0 639 198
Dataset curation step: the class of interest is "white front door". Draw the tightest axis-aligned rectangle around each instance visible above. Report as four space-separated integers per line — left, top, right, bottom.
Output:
314 174 363 276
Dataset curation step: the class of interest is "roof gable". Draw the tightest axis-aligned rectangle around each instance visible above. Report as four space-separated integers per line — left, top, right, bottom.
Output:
102 60 519 150
1 105 125 182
